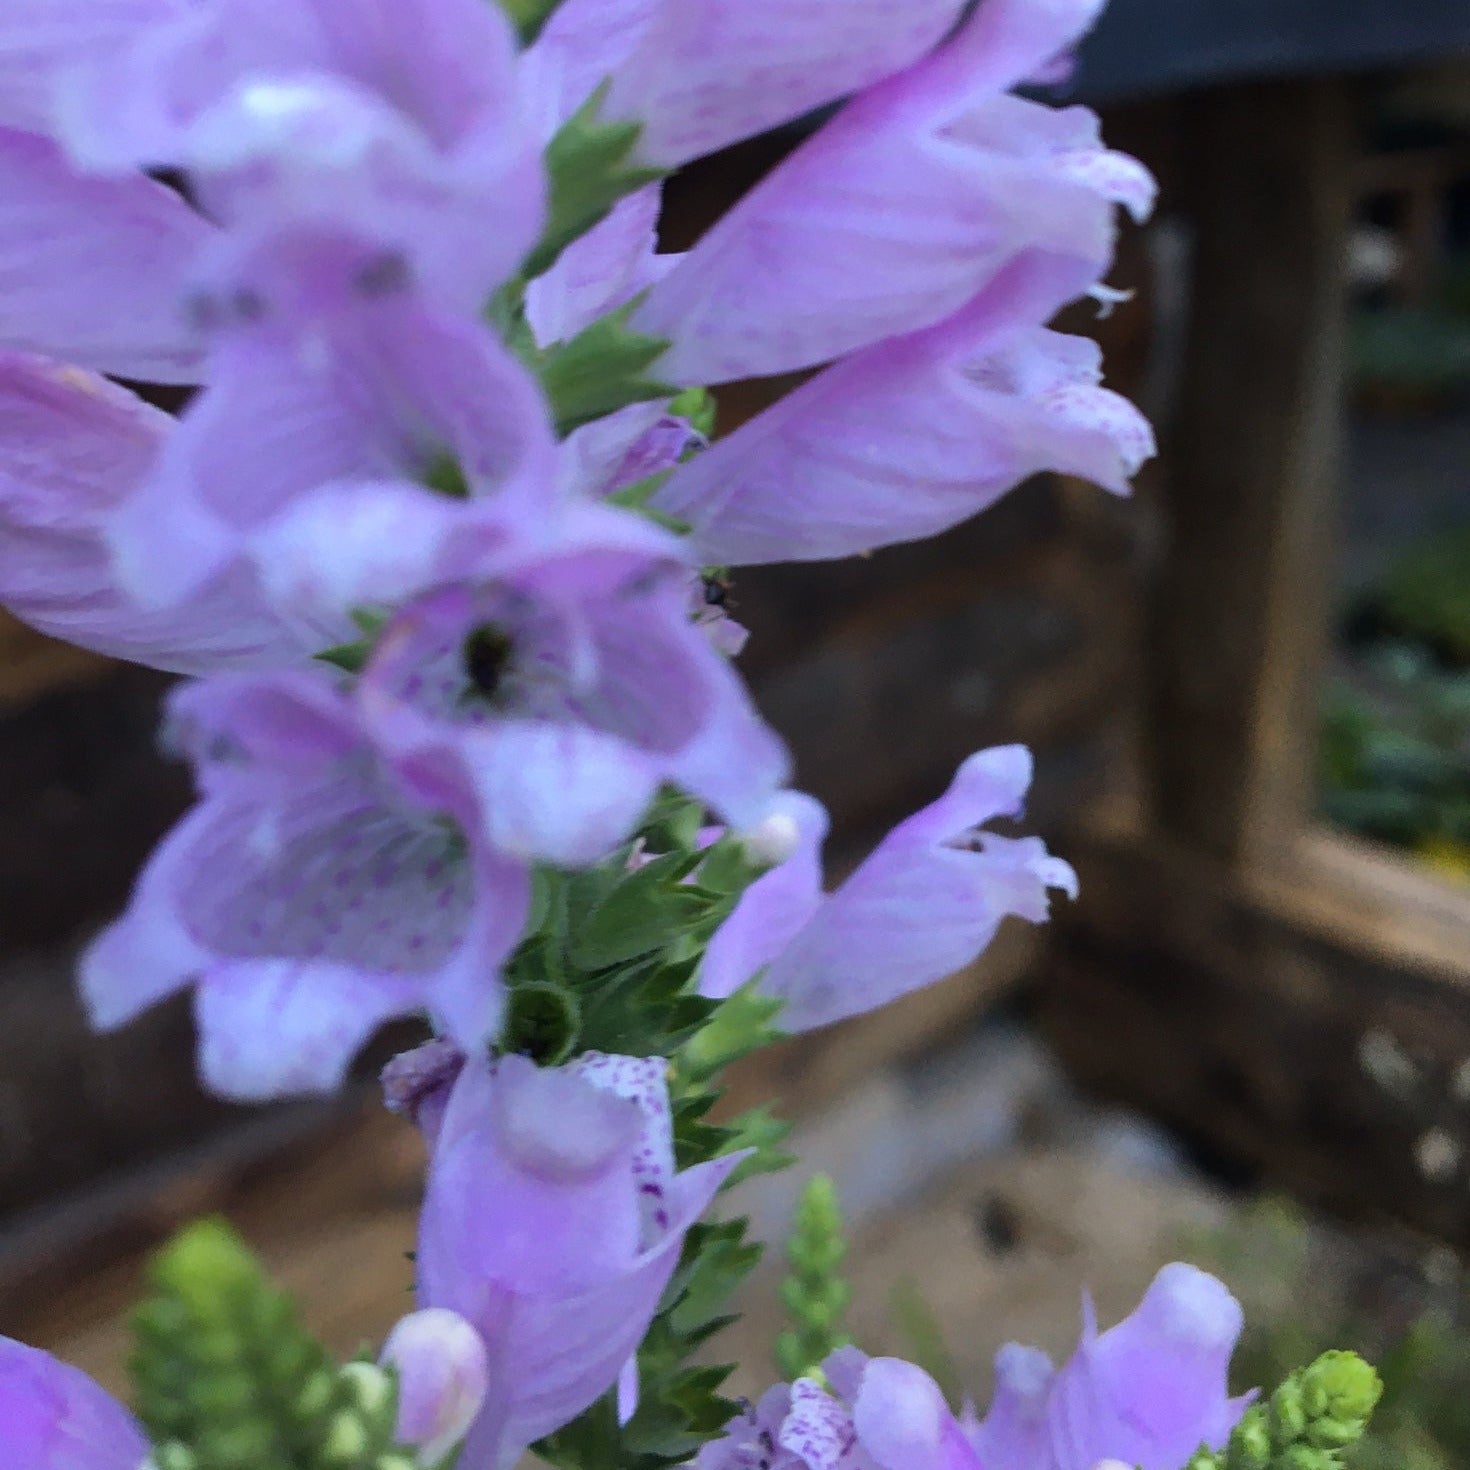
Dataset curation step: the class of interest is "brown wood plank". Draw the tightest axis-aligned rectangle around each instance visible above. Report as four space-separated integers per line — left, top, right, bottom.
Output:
1144 77 1353 868
1047 821 1470 1242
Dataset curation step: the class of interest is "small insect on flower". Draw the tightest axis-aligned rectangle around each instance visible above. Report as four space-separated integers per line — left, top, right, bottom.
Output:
702 572 735 611
463 624 515 702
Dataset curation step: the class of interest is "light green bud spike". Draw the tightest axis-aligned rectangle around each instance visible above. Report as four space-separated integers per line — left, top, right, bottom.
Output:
129 1220 402 1470
775 1175 853 1382
1187 1351 1382 1470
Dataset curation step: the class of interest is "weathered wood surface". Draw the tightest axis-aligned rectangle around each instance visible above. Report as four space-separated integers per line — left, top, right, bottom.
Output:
1047 818 1470 1243
1144 78 1352 869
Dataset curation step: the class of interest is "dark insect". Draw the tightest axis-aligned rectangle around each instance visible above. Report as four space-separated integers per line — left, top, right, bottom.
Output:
463 624 514 700
702 572 734 609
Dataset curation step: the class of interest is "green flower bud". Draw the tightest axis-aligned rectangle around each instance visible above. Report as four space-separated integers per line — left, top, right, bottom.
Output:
1300 1350 1382 1436
1270 1379 1309 1443
1225 1406 1273 1470
321 1410 371 1465
338 1362 395 1421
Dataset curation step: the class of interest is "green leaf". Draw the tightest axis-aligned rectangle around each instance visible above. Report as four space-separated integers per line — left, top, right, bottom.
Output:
315 642 372 674
526 84 666 282
570 851 707 970
538 298 674 438
312 608 389 675
496 0 564 46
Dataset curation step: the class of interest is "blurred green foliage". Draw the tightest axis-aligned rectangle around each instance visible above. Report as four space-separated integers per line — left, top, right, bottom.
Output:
1321 528 1470 863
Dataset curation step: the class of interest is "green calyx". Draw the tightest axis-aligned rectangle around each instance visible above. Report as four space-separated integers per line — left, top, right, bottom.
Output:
495 0 563 47
775 1175 853 1382
1186 1351 1383 1470
536 298 674 438
130 1221 404 1470
525 84 666 282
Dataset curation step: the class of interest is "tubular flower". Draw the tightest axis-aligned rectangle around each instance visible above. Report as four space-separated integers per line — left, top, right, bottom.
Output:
699 1265 1248 1470
80 669 532 1100
416 1050 743 1470
107 229 556 616
700 747 1075 1031
653 252 1153 567
634 0 1153 385
254 485 789 866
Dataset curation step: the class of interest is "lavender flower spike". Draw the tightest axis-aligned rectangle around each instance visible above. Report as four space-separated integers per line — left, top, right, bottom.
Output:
654 252 1154 568
700 1265 1247 1470
417 1051 742 1470
0 1335 149 1470
81 669 531 1100
700 747 1075 1031
635 0 1153 385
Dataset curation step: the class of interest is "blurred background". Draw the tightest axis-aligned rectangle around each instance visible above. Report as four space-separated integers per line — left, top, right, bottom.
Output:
6 2 1470 1462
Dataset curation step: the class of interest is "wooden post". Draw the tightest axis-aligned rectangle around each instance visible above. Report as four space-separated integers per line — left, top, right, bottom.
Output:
1144 78 1353 869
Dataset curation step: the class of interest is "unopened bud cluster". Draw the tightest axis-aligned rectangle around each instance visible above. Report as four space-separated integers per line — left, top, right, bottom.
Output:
1185 1351 1383 1470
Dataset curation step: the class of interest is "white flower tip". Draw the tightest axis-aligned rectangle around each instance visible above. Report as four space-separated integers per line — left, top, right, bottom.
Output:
992 1343 1053 1406
741 809 803 868
381 1308 489 1463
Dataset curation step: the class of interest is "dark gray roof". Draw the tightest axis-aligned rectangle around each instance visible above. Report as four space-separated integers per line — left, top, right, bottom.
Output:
1073 0 1470 101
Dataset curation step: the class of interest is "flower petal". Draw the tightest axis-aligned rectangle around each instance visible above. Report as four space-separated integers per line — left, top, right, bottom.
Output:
58 0 541 312
1045 1264 1248 1470
111 233 555 609
965 1344 1054 1469
83 677 527 1099
759 748 1075 1031
853 1359 976 1470
196 959 426 1098
0 127 207 382
655 252 1151 567
0 0 183 136
698 792 827 1001
0 353 305 673
446 1154 739 1470
607 0 969 168
0 1336 149 1470
635 12 1152 385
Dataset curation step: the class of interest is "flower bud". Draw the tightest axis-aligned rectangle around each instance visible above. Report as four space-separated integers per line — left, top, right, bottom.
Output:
738 806 804 868
380 1309 489 1465
1228 1406 1273 1469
